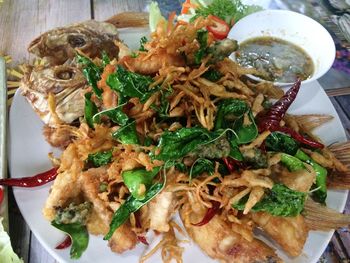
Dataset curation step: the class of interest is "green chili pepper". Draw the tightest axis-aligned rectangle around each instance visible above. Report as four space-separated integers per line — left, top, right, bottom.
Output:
122 166 161 199
104 181 164 240
51 222 89 259
295 149 327 203
280 153 306 172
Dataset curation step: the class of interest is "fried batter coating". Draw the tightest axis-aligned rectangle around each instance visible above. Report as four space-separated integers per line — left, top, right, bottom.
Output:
180 194 281 263
81 167 137 253
252 212 308 257
148 191 176 232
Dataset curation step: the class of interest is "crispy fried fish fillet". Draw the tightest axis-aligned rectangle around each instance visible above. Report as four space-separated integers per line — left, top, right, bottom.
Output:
148 191 176 232
252 213 308 257
180 194 281 263
81 167 137 253
43 144 83 220
256 165 311 257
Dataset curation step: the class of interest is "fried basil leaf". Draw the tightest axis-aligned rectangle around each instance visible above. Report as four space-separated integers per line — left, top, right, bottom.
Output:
86 149 113 168
84 92 99 128
93 104 129 126
107 66 159 103
190 159 215 179
194 29 209 64
233 110 258 145
214 99 248 130
139 36 148 51
202 69 222 82
266 132 300 155
76 53 103 98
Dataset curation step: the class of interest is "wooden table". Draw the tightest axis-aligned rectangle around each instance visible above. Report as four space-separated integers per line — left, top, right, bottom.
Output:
1 0 349 262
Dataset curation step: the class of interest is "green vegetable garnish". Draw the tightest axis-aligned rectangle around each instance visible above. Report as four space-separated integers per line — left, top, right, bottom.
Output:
122 167 161 199
194 29 209 64
233 184 306 217
190 158 215 179
107 65 159 103
101 51 111 68
191 0 262 24
104 181 164 240
84 92 100 128
112 121 140 145
51 222 89 259
202 69 222 82
152 127 230 161
86 150 113 168
266 132 300 155
92 104 129 126
280 153 305 172
76 53 103 98
139 36 148 51
295 149 328 203
214 99 248 130
233 110 258 144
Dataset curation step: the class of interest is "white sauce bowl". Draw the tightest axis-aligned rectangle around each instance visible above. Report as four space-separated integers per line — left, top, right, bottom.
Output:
228 9 336 87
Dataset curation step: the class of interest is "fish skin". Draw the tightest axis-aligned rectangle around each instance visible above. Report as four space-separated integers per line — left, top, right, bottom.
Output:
28 20 119 65
20 64 88 125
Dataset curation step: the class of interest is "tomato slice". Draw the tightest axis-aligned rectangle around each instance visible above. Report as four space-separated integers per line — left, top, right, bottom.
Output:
206 15 230 40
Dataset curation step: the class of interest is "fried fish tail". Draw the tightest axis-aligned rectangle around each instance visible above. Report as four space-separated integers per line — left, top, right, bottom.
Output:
180 194 281 263
252 212 308 257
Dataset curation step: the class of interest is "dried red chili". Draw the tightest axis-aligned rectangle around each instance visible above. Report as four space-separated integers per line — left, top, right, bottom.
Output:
55 235 72 249
137 235 149 245
257 79 324 149
223 157 245 173
0 167 58 187
192 201 220 226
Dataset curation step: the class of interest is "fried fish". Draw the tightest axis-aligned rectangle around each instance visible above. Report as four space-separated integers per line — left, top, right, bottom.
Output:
28 20 120 65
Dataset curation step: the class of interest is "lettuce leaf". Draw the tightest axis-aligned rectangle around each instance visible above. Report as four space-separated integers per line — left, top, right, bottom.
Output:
0 218 23 263
149 1 167 33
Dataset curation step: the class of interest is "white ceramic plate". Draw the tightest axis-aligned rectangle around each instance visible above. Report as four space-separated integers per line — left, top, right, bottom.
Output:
9 30 348 263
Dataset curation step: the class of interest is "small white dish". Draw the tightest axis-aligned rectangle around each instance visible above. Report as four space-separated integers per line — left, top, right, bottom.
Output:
228 9 336 87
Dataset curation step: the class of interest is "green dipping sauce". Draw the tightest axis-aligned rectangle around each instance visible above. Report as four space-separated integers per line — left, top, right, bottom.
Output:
236 36 314 83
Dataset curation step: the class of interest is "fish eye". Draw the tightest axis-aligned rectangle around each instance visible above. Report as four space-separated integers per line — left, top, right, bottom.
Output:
55 68 75 80
68 35 86 48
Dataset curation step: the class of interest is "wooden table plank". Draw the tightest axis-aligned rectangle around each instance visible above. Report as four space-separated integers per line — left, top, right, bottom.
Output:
0 0 91 65
93 0 147 21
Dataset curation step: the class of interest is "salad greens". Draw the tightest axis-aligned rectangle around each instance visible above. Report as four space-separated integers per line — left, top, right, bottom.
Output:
149 1 167 32
0 218 23 263
51 221 89 259
191 0 263 24
233 184 306 217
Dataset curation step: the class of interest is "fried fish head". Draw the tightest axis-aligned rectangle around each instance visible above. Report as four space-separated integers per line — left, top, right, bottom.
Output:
20 64 87 125
28 20 119 65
